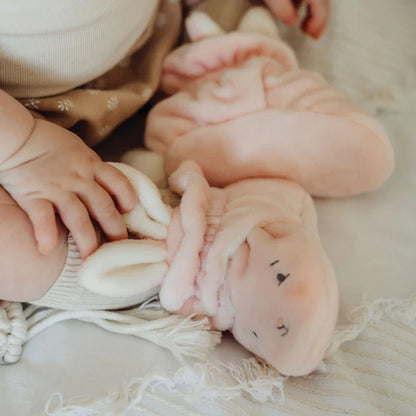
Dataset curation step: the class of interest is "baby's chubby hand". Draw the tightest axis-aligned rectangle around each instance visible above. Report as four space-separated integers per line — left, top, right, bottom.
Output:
0 120 137 258
263 0 329 38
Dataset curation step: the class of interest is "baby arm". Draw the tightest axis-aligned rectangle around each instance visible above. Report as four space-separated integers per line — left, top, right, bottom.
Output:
0 90 137 258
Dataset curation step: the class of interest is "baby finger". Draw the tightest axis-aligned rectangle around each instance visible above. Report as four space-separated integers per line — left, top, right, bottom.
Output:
56 194 98 259
302 0 329 38
78 183 128 242
20 198 58 255
94 162 137 214
264 0 298 25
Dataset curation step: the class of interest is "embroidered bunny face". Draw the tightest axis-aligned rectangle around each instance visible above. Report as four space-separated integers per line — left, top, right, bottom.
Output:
227 226 338 376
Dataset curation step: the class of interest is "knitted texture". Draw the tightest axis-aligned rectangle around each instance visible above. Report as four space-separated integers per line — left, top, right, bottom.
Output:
278 0 416 113
0 302 26 364
33 293 416 415
0 0 159 97
0 299 221 366
32 234 158 310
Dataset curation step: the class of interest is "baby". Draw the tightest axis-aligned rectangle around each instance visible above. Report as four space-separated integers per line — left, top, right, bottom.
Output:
0 0 329 304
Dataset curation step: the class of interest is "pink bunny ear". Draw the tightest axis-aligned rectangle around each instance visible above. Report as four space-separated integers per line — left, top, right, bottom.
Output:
161 32 298 94
159 161 210 312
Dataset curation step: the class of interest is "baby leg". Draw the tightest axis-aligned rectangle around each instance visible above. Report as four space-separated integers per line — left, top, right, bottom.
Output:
0 185 67 302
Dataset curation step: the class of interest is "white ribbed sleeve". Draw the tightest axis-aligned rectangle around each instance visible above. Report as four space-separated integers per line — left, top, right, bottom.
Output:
0 0 159 97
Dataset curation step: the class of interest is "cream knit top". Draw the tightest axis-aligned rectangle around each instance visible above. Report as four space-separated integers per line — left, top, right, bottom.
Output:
0 0 159 98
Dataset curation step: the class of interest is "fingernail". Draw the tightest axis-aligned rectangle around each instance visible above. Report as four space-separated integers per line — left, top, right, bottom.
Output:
310 30 321 39
38 241 52 256
38 246 49 256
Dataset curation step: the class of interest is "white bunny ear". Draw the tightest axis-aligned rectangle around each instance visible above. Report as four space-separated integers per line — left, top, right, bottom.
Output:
79 239 167 298
122 203 168 240
108 162 171 239
237 6 280 39
185 11 225 41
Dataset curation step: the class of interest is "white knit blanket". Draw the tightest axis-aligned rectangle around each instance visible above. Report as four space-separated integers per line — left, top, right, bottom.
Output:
279 0 416 114
39 296 416 416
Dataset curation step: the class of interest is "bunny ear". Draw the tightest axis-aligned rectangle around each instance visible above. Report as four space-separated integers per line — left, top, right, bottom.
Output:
186 7 279 41
186 11 225 41
108 162 171 239
161 32 297 94
79 239 167 298
237 7 280 39
159 161 210 312
122 203 168 240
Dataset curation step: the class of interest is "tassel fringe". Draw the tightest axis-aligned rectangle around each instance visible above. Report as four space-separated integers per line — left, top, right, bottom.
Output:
41 358 285 416
0 298 221 366
328 292 416 356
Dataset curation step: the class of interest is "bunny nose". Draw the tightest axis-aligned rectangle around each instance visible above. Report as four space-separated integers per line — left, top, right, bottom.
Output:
276 317 284 328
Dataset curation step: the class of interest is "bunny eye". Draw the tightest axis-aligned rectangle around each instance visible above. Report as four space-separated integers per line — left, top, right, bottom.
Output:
270 260 290 286
277 273 290 286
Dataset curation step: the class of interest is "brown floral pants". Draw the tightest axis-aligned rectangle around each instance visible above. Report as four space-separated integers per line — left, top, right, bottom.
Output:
18 0 181 147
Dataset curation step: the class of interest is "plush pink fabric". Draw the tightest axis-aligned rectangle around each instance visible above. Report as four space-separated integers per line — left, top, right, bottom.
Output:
162 161 338 376
145 32 394 197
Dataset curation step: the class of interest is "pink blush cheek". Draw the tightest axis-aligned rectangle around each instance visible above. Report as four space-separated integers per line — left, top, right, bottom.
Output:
290 284 309 299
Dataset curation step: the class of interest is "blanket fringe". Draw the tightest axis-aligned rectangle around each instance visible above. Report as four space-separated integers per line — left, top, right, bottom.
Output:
3 293 416 414
0 301 27 364
0 298 221 365
328 292 416 356
41 358 285 416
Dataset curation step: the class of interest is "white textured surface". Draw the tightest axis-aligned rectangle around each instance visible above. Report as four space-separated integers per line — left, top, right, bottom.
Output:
279 0 416 113
317 93 416 324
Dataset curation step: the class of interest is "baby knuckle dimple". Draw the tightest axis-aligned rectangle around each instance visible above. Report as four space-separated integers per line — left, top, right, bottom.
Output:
74 166 95 182
94 159 111 175
88 153 101 166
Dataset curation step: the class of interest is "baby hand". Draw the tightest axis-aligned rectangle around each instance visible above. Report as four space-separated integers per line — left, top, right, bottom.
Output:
263 0 329 38
0 120 137 258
